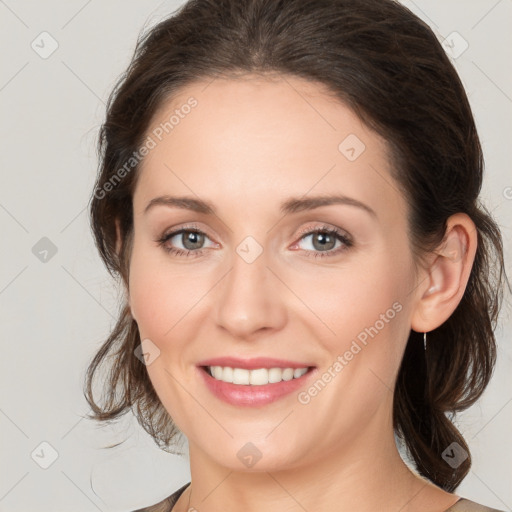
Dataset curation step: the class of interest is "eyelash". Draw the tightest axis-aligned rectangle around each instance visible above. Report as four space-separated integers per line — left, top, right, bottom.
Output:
155 223 353 259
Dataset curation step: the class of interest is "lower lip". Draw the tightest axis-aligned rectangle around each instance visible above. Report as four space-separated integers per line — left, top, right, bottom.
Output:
197 366 317 407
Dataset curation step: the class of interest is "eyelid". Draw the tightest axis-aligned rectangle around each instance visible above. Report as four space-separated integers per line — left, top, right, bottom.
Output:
160 222 351 244
293 223 352 242
161 222 213 240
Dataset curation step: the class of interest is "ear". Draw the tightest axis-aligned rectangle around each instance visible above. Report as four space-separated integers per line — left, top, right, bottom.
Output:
410 213 478 333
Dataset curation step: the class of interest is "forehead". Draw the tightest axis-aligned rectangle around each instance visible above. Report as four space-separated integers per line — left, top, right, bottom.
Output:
133 75 406 227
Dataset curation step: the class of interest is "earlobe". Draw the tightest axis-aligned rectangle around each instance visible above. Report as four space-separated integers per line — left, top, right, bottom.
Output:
411 213 477 333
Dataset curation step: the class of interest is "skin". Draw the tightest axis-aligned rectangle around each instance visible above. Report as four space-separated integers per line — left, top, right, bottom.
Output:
118 74 477 512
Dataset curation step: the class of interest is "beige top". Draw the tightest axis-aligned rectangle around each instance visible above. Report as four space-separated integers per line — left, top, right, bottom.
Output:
132 482 506 511
445 498 505 512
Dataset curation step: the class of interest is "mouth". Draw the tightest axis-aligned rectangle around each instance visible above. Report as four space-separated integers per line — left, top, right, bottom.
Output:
196 362 317 407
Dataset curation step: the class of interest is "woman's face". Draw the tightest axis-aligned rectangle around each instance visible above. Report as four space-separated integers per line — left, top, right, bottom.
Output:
127 74 421 470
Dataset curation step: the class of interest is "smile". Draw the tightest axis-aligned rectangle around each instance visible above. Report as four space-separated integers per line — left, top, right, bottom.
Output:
198 365 317 407
205 365 310 385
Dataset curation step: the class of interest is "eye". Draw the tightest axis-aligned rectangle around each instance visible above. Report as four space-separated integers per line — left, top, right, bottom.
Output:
156 224 217 258
291 225 353 258
155 223 353 259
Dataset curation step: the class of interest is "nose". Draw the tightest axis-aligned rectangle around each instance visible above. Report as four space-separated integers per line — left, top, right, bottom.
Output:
214 245 288 339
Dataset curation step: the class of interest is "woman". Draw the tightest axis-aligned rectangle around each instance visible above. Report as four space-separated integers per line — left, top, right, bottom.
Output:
84 0 510 510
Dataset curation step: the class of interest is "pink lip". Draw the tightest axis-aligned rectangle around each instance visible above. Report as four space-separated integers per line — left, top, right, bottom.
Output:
196 365 317 407
196 356 315 370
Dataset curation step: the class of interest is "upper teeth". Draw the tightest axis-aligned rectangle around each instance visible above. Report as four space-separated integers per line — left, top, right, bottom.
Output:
208 366 309 385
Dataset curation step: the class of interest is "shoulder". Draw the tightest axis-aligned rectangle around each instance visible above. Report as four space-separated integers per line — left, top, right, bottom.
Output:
130 482 191 512
444 497 506 512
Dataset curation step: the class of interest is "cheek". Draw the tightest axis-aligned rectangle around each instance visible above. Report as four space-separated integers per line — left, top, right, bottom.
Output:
128 242 177 340
303 256 411 372
127 248 197 426
128 243 210 348
289 261 398 336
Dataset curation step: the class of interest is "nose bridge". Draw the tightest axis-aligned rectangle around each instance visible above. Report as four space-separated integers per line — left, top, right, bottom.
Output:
214 238 287 337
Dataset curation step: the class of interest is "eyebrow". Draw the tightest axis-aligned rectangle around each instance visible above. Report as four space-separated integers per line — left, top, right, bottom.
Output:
143 194 377 218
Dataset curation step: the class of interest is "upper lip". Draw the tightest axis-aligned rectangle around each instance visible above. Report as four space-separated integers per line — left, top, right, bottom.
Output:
197 357 315 370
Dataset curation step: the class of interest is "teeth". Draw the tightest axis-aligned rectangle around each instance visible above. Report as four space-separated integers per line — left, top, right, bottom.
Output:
207 366 309 385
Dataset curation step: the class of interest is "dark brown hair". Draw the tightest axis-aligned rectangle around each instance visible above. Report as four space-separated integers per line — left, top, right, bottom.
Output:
85 0 510 493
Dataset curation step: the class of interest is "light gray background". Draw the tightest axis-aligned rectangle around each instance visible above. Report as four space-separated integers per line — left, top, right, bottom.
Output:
1 1 511 511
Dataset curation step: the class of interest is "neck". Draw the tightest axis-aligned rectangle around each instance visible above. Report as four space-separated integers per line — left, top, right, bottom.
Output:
175 400 458 512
